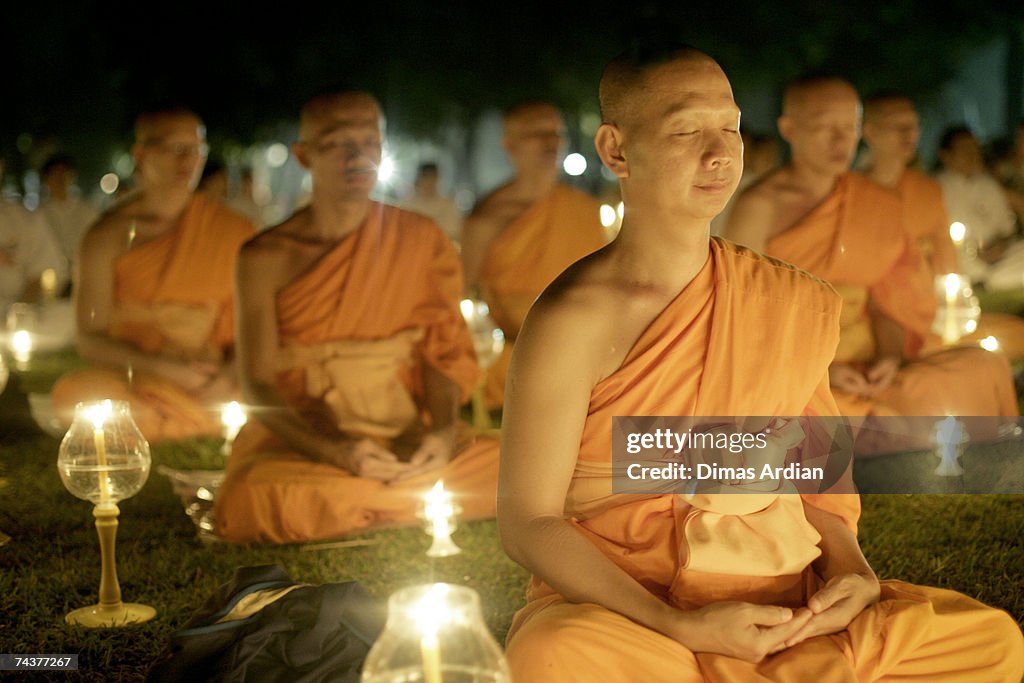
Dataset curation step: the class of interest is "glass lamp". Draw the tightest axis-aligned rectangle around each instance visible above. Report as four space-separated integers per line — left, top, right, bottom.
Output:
57 400 156 627
459 299 505 431
362 583 511 683
932 273 980 345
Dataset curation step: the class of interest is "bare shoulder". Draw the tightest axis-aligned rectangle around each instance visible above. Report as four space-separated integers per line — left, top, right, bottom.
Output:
723 169 788 249
81 200 141 253
514 248 648 386
236 210 311 285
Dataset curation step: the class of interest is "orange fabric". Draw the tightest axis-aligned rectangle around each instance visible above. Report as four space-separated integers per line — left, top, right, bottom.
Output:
215 204 497 543
479 184 606 406
766 173 1018 420
111 194 254 355
508 580 1024 682
52 196 254 441
898 169 959 276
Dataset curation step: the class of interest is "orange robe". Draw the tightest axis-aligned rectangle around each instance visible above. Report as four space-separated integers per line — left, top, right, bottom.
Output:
506 238 1024 682
479 183 605 406
899 168 1024 361
765 173 1017 422
52 195 254 441
214 204 499 544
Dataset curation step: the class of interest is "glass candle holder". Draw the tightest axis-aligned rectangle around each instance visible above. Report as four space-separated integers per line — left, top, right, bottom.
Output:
362 583 511 683
932 273 980 345
57 400 156 627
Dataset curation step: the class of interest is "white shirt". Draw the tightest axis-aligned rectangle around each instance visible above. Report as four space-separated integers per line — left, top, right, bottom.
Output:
935 170 1017 247
38 196 99 264
0 201 69 312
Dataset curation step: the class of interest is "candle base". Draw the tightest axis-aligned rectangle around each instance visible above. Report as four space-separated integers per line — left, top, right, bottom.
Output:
66 602 156 628
427 534 462 558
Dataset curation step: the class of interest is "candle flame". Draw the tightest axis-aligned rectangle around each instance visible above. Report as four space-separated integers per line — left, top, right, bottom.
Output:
459 299 475 320
949 222 966 244
980 336 1000 352
83 399 113 431
599 204 616 228
10 329 33 361
221 401 247 431
944 273 961 300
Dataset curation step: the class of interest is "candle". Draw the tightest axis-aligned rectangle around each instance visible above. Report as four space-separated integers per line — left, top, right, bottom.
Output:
85 400 114 504
40 268 58 302
942 273 961 345
420 630 442 683
10 329 33 365
424 480 462 558
949 222 966 246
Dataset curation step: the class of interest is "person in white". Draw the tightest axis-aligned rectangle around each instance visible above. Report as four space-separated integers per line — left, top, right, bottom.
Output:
38 154 100 272
0 157 69 313
935 126 1023 290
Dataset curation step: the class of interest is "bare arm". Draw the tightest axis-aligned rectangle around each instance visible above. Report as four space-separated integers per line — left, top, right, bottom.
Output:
75 220 214 389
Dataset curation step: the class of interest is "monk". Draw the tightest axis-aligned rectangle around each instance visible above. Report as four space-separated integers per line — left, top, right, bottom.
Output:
726 78 1018 427
461 101 606 407
499 46 1024 682
862 93 1024 361
52 107 255 441
214 92 498 544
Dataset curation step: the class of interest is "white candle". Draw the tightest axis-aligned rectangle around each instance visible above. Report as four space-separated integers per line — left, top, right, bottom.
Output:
942 274 961 345
85 400 114 504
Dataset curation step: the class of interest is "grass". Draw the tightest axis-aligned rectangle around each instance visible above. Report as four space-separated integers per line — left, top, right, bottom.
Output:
1 352 1022 681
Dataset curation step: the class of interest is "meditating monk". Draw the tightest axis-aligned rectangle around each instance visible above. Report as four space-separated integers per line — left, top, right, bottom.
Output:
862 92 1024 361
52 106 255 441
461 101 606 407
726 77 1018 425
214 91 498 544
499 46 1024 682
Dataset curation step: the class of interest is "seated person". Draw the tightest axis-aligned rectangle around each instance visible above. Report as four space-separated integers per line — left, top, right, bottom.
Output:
214 91 499 544
499 45 1024 682
52 106 255 441
461 101 606 408
726 78 1017 435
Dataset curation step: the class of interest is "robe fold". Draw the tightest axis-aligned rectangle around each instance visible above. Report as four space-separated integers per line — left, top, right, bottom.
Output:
898 169 1024 362
765 174 1018 422
478 184 605 407
52 195 254 441
214 204 498 544
505 238 1024 682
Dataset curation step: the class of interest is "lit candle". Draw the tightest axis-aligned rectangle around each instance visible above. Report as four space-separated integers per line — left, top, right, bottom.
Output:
221 401 247 441
424 480 461 558
949 222 966 246
980 336 1000 352
85 400 114 504
942 273 961 345
413 585 447 683
10 329 33 365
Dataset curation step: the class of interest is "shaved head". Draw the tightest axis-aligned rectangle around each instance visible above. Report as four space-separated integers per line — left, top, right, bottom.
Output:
134 106 204 145
863 92 916 124
299 91 383 142
782 76 860 117
504 101 562 133
599 44 718 127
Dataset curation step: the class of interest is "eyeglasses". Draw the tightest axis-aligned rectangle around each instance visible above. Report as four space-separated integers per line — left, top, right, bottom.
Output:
144 141 210 158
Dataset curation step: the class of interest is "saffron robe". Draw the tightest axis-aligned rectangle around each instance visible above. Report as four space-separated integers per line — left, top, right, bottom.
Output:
765 173 1017 422
214 204 498 544
505 238 1024 682
52 195 254 441
478 184 605 406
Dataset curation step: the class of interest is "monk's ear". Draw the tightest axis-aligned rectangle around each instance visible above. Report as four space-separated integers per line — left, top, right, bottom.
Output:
595 123 628 179
292 142 311 170
777 115 794 145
